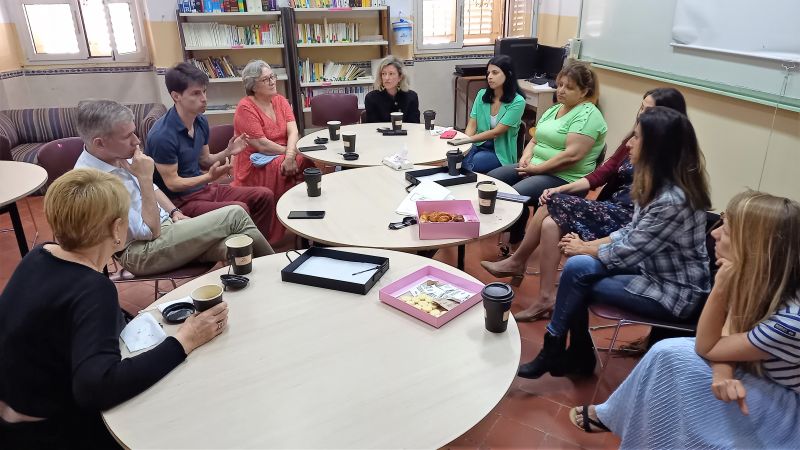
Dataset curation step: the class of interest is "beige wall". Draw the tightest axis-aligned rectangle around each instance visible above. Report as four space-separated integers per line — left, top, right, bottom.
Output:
536 13 577 47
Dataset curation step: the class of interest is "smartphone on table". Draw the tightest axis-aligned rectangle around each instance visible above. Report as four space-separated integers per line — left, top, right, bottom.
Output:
287 211 326 219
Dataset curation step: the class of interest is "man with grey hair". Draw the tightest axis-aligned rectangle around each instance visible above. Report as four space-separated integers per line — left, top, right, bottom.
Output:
73 99 273 277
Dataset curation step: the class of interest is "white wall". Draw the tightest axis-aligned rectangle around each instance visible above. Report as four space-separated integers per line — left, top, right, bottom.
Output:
412 57 490 127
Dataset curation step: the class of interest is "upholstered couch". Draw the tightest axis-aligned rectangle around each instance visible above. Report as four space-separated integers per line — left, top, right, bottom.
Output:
0 103 167 163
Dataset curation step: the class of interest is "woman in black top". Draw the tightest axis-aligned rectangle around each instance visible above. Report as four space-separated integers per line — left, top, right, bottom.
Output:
0 168 228 449
364 55 421 123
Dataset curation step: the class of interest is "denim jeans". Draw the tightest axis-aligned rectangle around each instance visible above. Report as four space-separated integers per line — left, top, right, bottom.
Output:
462 141 501 174
546 255 673 337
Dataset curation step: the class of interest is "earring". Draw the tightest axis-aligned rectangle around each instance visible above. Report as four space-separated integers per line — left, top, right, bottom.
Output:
114 239 121 246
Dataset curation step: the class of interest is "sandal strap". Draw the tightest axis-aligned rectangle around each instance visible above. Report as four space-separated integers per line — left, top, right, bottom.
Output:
580 405 611 432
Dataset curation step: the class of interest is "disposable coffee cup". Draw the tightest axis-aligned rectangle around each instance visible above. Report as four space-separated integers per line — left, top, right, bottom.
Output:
191 284 224 313
327 121 341 141
390 112 403 131
225 235 254 275
477 181 498 214
482 282 515 333
304 167 322 197
446 149 464 176
342 132 357 153
423 110 436 130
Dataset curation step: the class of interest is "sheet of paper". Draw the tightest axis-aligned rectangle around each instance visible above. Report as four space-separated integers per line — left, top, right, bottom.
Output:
293 256 381 285
415 172 466 183
120 313 167 353
395 180 454 216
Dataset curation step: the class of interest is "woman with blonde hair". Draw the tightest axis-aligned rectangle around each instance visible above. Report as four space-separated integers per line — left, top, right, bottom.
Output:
364 55 420 123
0 169 226 448
570 191 800 448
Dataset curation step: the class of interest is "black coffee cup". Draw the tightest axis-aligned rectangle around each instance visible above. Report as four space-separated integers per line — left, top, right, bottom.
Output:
327 121 341 141
477 180 498 214
304 167 322 197
226 235 254 275
342 132 356 153
423 110 436 130
446 149 464 176
191 284 224 313
482 282 515 333
390 112 403 131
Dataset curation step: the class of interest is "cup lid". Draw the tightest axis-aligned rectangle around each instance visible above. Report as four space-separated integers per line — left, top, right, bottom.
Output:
482 282 514 302
327 120 341 125
447 149 463 155
304 167 321 175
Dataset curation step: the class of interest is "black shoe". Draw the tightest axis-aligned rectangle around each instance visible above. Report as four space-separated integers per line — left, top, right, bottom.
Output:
554 330 597 377
518 332 567 379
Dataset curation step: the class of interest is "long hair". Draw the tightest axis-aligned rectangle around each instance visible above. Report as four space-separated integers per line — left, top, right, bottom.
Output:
644 87 687 116
482 54 524 104
631 107 711 210
725 191 800 375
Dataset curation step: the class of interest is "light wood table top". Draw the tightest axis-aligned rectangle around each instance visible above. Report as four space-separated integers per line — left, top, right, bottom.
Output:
277 165 524 251
102 248 521 449
297 122 469 168
0 161 47 207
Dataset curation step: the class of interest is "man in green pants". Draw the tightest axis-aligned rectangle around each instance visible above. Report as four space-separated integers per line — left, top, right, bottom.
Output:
73 99 273 276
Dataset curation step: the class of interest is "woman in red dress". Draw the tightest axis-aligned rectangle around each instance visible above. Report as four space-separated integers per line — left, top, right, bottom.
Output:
233 59 315 243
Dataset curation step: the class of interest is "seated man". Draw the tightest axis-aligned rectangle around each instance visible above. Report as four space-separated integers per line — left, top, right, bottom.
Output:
146 62 277 242
74 99 273 276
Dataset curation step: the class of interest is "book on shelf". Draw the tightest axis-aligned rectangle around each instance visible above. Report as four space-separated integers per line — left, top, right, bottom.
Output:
295 20 359 44
301 86 372 108
182 22 283 46
189 56 239 78
290 0 386 7
177 0 278 12
298 59 367 83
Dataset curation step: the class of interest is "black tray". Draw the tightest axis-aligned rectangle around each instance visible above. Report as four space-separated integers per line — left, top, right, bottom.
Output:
405 166 478 190
281 248 390 295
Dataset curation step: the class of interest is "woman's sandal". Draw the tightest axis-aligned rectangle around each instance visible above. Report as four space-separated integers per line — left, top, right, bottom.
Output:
569 406 610 433
513 305 554 322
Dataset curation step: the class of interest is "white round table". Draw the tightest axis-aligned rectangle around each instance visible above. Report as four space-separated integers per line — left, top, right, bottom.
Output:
276 165 523 269
102 249 521 449
297 123 469 168
0 161 47 256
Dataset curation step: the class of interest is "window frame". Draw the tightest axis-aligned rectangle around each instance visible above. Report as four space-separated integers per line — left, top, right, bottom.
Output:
11 0 148 65
414 0 538 54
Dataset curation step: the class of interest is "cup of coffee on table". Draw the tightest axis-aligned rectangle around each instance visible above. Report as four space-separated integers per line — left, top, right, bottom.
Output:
327 121 341 141
390 112 403 131
191 284 224 313
423 110 436 130
304 167 322 197
482 282 515 333
342 132 357 153
476 181 498 214
226 235 254 275
446 149 464 176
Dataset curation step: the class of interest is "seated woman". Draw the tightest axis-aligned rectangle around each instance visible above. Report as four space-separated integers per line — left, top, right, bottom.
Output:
452 54 526 174
517 106 712 379
364 55 420 123
571 191 800 449
0 169 225 448
487 60 607 244
481 88 687 322
233 59 315 243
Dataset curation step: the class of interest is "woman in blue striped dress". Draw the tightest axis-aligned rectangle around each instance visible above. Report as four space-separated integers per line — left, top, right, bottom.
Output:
570 191 800 449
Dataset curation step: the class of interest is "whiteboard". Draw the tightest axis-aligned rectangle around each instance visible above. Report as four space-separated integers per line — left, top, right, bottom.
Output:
578 0 800 110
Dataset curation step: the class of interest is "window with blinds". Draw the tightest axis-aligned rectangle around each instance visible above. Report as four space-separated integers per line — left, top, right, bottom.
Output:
506 0 533 37
463 0 504 45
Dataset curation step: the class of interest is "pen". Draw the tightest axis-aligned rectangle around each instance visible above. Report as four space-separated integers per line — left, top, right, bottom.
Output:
352 266 380 276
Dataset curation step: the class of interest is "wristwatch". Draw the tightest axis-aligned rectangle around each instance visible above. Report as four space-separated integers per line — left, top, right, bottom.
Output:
169 207 182 218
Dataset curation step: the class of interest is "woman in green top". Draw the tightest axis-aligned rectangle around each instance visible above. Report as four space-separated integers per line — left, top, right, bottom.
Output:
451 55 527 173
488 60 607 244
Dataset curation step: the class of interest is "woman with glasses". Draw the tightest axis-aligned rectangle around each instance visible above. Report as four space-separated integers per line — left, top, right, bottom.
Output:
233 59 315 244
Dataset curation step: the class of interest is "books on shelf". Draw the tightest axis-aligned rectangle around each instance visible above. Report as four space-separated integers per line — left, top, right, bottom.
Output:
178 0 278 12
291 0 386 7
189 56 240 78
296 20 359 44
182 22 283 47
298 59 367 83
301 86 371 109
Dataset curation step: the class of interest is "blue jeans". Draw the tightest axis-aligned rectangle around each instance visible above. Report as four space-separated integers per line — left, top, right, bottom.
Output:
546 255 673 337
462 141 501 174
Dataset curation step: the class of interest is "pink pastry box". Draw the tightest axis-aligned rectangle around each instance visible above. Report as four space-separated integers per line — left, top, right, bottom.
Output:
415 200 480 240
379 265 484 328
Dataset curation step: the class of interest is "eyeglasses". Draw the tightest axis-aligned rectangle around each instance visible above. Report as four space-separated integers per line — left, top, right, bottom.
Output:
258 74 278 84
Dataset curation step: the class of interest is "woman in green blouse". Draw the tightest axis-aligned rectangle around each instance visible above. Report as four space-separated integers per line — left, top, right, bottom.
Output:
488 60 607 244
450 55 526 173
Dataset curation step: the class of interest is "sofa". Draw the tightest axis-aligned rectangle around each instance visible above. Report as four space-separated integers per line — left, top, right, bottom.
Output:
0 103 167 163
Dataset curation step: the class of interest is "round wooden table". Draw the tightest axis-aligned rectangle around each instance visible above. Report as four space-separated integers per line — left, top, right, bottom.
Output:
277 165 523 269
0 161 48 256
102 249 521 449
297 123 469 168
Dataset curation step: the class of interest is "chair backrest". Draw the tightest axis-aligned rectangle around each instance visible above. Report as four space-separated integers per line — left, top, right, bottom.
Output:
516 121 528 160
36 137 84 190
208 124 234 155
310 94 360 127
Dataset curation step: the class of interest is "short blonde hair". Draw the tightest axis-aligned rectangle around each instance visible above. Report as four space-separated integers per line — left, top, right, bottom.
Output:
374 55 410 91
45 168 130 251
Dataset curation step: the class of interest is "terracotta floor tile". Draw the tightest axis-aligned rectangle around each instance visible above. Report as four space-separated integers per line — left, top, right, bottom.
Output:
495 391 562 432
536 433 584 450
483 416 547 449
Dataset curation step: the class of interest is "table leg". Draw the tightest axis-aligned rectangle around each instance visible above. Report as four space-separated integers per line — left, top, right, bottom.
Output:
417 249 438 259
8 203 29 257
457 245 465 271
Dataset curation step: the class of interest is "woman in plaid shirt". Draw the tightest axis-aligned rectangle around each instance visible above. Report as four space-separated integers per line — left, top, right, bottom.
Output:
518 106 712 380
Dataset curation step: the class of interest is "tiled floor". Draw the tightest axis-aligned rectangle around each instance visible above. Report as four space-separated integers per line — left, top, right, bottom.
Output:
1 196 648 449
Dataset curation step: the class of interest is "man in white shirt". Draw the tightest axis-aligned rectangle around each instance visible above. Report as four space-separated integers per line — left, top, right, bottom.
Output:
73 99 273 276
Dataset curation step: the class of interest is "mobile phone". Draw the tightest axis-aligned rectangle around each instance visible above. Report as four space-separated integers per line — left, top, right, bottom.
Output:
287 210 326 219
496 192 531 203
376 127 391 132
447 140 461 146
299 145 327 152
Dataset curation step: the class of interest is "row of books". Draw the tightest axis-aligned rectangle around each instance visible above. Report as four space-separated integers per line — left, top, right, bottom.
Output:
296 21 359 44
291 0 386 7
189 56 240 78
298 59 367 83
182 22 284 47
301 86 370 108
178 0 278 13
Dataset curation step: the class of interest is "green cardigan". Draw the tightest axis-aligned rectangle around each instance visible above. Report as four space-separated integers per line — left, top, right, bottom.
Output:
469 89 526 165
